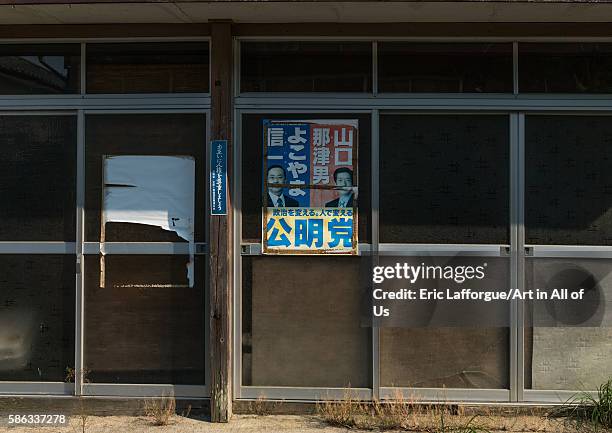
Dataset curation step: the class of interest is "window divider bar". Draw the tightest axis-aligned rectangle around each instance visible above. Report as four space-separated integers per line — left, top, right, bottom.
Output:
371 108 380 401
509 112 520 402
516 113 526 402
82 242 208 255
233 109 243 400
513 42 519 95
75 109 85 397
0 242 76 254
80 43 86 96
372 41 378 96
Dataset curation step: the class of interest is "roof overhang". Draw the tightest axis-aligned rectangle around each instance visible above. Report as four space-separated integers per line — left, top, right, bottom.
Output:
3 1 612 24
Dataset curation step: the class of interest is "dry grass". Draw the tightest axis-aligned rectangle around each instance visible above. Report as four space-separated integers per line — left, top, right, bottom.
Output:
144 394 177 426
317 388 592 432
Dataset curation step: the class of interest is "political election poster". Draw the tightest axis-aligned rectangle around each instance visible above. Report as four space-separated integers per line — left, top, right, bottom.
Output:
262 119 358 254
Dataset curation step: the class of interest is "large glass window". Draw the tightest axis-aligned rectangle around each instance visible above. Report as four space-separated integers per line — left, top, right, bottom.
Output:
0 115 76 241
86 42 209 94
0 44 80 94
379 114 510 244
519 43 612 93
240 42 372 93
378 43 513 93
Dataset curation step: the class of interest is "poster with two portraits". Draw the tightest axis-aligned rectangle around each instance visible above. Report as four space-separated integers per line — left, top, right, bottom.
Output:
262 119 358 255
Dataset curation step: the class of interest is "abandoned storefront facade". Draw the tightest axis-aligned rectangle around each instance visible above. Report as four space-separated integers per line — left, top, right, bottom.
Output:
1 0 612 421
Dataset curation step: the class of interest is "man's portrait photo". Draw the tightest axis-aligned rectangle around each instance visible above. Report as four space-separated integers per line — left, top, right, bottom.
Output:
325 167 355 208
266 164 300 207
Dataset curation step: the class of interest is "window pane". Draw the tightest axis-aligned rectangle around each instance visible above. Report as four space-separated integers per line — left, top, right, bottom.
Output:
241 42 372 92
0 115 76 241
520 43 612 93
0 44 80 94
84 255 206 384
241 113 371 243
526 116 612 245
0 255 75 382
378 43 513 93
242 256 370 387
86 42 209 94
85 114 206 242
380 256 509 389
380 114 509 244
381 328 509 388
525 258 612 390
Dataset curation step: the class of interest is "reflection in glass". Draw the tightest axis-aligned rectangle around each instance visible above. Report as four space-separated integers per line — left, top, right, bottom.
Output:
0 255 75 381
378 43 513 93
520 43 612 93
241 42 372 92
525 258 612 390
0 44 80 94
86 42 209 93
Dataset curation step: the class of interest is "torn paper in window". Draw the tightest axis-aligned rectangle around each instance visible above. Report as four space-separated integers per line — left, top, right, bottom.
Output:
101 155 196 287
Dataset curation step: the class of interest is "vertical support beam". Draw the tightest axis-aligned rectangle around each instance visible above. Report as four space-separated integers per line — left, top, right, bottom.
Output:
210 20 233 423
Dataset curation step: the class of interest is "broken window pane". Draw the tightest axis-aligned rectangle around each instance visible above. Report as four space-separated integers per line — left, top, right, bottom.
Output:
0 44 80 94
0 255 75 382
0 115 76 241
84 255 206 384
86 42 209 94
85 114 206 242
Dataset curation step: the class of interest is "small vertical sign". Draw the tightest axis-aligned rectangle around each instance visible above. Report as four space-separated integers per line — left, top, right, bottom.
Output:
210 139 228 215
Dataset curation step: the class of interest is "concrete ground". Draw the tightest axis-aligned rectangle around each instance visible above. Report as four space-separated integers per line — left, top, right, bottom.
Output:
0 414 599 433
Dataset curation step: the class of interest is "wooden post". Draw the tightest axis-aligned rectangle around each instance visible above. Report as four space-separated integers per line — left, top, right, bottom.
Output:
209 20 233 423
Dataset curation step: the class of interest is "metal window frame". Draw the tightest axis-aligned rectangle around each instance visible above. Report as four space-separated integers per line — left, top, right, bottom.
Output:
0 37 212 398
233 107 517 403
375 111 516 401
77 108 211 398
0 58 211 398
0 36 211 99
233 107 376 401
519 111 612 400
